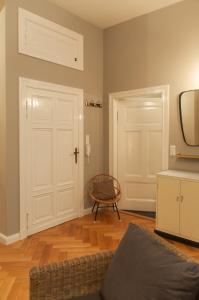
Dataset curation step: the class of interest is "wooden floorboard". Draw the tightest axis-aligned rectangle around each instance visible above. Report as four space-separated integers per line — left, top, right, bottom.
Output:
0 210 198 299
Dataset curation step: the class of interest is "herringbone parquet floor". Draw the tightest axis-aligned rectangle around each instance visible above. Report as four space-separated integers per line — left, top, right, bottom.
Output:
0 210 199 300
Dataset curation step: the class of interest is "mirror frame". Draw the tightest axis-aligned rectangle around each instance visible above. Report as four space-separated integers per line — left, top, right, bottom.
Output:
179 89 199 147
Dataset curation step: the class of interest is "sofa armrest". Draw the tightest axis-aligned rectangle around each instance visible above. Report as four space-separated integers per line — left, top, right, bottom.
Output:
30 250 114 300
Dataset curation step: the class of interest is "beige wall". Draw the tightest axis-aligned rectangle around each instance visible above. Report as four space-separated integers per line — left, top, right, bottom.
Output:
3 0 199 236
5 0 103 235
0 5 6 235
104 0 199 172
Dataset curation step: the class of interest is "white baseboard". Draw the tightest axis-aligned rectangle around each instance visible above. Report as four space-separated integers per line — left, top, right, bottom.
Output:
0 209 92 245
0 233 21 245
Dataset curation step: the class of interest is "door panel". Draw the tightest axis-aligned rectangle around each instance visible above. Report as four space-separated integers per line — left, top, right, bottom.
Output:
32 96 53 123
32 129 53 190
25 83 81 235
57 188 75 217
126 105 162 124
118 98 163 211
55 98 75 124
126 131 142 176
56 129 74 184
157 177 180 235
126 182 156 199
180 181 199 242
32 194 54 225
147 131 162 177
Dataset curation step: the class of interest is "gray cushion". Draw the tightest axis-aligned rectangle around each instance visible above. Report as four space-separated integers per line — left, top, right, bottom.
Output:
72 294 101 300
196 291 199 300
93 179 115 200
101 224 199 300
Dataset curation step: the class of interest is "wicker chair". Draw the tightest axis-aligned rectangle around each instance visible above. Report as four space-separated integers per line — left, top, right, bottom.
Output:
30 251 114 300
29 227 199 300
88 174 121 221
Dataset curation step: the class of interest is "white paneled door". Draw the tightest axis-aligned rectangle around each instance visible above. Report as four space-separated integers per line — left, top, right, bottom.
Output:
118 98 164 211
20 78 83 237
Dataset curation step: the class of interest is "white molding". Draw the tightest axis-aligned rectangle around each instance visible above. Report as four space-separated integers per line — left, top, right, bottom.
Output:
19 77 28 240
0 233 21 245
18 8 84 70
78 92 85 218
19 77 84 239
109 85 169 99
109 85 170 211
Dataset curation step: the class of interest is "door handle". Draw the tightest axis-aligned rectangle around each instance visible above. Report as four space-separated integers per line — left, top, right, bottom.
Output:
74 147 79 164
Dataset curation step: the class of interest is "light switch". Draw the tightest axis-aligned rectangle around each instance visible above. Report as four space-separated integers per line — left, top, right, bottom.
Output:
170 145 176 157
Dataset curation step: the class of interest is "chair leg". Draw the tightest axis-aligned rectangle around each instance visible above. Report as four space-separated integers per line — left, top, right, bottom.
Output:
114 203 121 220
92 202 96 213
112 204 115 212
94 203 99 221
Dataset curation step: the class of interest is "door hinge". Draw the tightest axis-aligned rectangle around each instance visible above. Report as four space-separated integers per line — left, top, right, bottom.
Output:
26 212 29 231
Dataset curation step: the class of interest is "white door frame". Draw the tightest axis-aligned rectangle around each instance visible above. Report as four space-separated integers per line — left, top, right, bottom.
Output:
19 77 84 239
109 85 169 180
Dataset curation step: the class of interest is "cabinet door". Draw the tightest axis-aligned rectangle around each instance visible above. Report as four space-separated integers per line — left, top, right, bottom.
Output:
157 177 180 235
180 181 199 242
19 9 84 70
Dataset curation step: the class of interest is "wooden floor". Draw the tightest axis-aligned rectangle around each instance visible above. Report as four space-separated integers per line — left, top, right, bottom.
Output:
0 210 199 299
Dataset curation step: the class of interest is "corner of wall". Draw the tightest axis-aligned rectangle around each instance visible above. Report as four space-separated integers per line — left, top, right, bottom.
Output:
0 4 7 236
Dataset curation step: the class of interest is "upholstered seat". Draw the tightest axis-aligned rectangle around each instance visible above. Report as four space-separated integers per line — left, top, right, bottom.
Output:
88 174 121 221
30 225 199 300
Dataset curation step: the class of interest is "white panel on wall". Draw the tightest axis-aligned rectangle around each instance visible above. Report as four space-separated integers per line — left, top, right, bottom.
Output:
18 8 84 70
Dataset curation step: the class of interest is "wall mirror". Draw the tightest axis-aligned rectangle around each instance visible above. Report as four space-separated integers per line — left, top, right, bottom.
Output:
179 90 199 146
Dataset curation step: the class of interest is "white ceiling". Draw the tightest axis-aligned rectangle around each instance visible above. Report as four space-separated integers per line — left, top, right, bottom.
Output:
49 0 184 29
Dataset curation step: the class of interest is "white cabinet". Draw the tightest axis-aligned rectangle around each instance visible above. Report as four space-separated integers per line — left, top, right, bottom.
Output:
156 170 199 243
19 9 84 70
